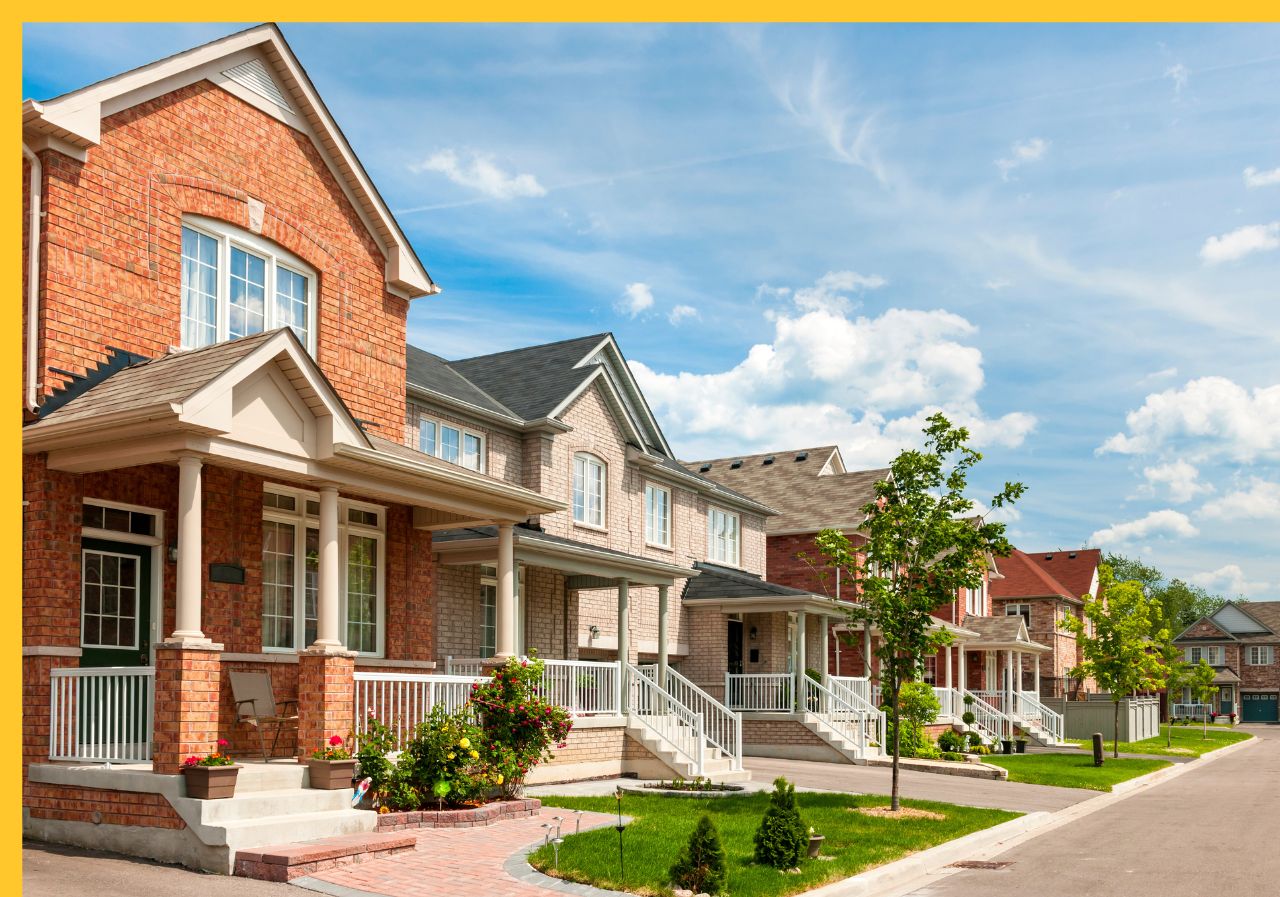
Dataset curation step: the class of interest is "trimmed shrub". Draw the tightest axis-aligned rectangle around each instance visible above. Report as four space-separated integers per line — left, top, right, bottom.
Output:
671 814 728 895
938 729 966 752
753 777 807 869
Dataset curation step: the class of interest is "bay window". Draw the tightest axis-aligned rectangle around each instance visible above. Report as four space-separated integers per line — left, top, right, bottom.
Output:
707 506 740 566
644 482 671 547
180 216 315 353
573 453 606 527
261 486 384 655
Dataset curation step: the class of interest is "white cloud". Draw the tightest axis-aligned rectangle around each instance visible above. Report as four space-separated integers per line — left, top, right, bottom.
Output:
789 270 887 315
617 282 655 318
995 138 1049 181
1165 62 1190 96
1199 222 1280 264
667 304 700 326
630 274 1036 465
1189 564 1268 597
1141 460 1212 503
1138 366 1178 385
1099 377 1280 462
1089 509 1198 546
411 150 546 200
983 278 1012 291
1201 479 1280 521
1244 166 1280 188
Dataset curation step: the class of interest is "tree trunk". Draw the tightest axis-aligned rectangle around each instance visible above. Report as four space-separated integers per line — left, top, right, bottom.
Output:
1113 698 1120 758
1166 692 1172 748
890 682 901 812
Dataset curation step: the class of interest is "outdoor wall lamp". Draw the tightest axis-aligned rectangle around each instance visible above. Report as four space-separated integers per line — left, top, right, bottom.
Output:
749 626 758 640
589 625 600 639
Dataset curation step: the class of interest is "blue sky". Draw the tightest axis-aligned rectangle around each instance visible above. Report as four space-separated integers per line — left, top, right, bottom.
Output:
23 23 1280 600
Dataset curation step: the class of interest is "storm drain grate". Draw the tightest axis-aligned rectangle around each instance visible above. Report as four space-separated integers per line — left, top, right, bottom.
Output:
948 860 1014 870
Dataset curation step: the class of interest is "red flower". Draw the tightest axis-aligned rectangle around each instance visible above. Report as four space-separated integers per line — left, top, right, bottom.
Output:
329 735 344 746
182 756 199 768
217 738 229 748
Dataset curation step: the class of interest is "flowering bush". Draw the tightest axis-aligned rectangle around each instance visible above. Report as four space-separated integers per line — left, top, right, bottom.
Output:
400 704 486 807
469 654 572 797
183 739 235 768
312 734 353 761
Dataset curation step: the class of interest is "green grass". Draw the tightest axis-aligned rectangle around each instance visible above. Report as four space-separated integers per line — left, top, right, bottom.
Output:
985 753 1171 791
528 791 1019 897
1065 724 1252 758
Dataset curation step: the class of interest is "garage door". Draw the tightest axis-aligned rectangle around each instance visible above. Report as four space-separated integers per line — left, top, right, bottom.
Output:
1242 693 1279 722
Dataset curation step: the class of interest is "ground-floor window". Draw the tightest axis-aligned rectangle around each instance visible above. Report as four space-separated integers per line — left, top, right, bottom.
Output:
479 568 497 658
262 486 385 656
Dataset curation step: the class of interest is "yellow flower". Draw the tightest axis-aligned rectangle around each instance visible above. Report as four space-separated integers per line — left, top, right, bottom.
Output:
469 750 479 760
495 774 504 785
458 738 471 749
447 752 455 760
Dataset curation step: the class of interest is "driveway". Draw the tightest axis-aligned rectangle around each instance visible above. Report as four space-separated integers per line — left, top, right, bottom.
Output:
744 756 1095 813
902 726 1277 896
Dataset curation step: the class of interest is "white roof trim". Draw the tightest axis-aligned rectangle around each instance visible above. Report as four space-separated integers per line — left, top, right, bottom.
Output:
22 23 436 299
570 334 673 456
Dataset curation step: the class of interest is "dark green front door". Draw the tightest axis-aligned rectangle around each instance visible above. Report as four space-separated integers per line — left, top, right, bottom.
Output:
1243 693 1279 722
80 538 151 668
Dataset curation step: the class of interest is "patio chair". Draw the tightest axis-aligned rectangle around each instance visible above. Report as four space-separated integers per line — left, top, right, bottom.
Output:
229 671 298 760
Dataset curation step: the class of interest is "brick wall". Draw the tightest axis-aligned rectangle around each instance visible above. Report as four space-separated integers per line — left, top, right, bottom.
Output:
25 783 183 829
30 80 407 440
741 719 830 749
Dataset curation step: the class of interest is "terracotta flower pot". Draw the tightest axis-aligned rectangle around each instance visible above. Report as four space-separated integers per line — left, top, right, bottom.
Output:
807 834 825 859
308 758 358 790
182 764 240 799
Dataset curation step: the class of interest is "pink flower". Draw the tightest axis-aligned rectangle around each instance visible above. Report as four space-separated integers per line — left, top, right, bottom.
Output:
329 735 344 746
217 738 229 747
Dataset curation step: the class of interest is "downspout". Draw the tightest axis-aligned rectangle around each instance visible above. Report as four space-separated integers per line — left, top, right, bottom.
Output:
23 143 42 413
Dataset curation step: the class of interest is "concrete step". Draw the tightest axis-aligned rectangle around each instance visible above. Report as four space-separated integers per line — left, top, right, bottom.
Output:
235 831 415 882
231 763 310 793
198 787 353 824
220 808 376 850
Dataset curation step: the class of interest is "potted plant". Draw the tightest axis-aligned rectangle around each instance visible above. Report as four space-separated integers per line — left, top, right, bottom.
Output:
181 740 239 799
1001 737 1014 755
1015 736 1028 754
807 826 825 859
309 734 357 790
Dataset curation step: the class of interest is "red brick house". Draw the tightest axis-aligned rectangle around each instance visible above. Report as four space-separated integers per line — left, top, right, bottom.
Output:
1173 601 1280 722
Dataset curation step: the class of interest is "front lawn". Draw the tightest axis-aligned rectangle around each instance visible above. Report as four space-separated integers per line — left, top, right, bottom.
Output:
1065 724 1251 758
985 754 1171 791
528 791 1019 897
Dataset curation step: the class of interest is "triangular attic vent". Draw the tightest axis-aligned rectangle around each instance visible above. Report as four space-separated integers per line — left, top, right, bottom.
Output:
221 58 293 111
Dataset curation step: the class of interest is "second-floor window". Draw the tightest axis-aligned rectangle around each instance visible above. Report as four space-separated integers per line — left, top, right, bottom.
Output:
1005 603 1031 627
965 583 985 617
707 506 740 566
181 217 316 353
644 483 671 547
1185 646 1224 666
572 453 606 527
417 416 484 472
1247 646 1275 665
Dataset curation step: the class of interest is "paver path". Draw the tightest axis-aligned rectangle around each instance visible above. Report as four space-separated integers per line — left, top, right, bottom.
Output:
744 756 1095 813
295 809 617 897
903 726 1278 897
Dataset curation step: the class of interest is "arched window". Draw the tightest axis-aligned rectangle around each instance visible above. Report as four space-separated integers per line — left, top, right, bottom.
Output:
572 453 606 528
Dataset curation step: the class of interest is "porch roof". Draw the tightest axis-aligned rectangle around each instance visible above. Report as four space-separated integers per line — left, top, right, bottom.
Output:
834 615 979 640
958 616 1052 653
680 562 854 616
1213 667 1242 685
432 524 696 587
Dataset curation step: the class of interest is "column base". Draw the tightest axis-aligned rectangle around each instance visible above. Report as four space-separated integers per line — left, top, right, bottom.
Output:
152 643 223 775
296 651 356 761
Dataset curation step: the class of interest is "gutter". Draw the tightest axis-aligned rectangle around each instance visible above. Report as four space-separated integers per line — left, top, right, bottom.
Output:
23 143 41 412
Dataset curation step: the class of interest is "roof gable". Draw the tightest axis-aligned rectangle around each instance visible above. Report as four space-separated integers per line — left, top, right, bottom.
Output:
22 23 435 299
1211 602 1275 636
1175 615 1237 642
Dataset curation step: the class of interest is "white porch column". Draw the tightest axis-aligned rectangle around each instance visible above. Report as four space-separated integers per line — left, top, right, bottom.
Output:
863 626 873 678
171 454 207 642
959 646 967 692
1034 653 1041 697
795 612 807 711
945 644 953 690
495 523 516 657
312 485 342 648
617 579 630 712
822 617 830 680
1005 649 1014 711
657 584 669 689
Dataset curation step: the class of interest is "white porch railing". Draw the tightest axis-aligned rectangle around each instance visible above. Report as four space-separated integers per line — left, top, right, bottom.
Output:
539 659 620 716
640 665 741 770
724 673 794 711
1018 690 1065 743
627 663 706 775
826 676 887 749
353 672 485 749
933 686 958 720
444 656 488 676
962 689 1009 742
803 675 880 755
829 675 883 711
49 666 155 763
1173 703 1212 720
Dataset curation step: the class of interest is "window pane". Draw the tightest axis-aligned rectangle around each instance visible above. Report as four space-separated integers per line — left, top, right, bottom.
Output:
262 520 296 649
229 247 267 339
480 584 496 658
419 420 437 455
346 535 378 654
440 426 460 463
304 527 318 646
82 503 104 529
463 433 482 470
573 456 586 522
181 227 219 348
275 266 310 347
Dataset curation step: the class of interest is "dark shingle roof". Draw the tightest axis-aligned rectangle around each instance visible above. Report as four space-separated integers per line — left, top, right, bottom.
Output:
447 334 608 421
406 344 518 419
681 561 814 602
686 447 887 533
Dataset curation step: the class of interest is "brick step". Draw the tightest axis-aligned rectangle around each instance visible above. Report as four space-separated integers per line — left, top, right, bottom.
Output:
234 831 416 882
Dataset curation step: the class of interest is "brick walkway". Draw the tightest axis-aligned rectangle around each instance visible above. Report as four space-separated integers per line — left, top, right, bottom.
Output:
295 808 618 897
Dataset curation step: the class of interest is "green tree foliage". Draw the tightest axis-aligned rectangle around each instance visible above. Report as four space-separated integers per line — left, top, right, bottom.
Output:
753 777 807 869
1188 659 1218 739
670 815 728 894
1061 565 1169 757
883 681 943 759
1105 552 1231 631
815 414 1023 809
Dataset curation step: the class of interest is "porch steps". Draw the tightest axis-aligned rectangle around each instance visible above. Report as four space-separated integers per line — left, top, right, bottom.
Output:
624 721 751 783
798 712 878 764
233 831 416 882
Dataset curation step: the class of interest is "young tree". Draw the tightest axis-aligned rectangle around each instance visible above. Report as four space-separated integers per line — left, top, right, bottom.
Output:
753 777 807 869
1061 566 1169 757
670 814 728 895
814 414 1023 811
1155 633 1190 749
1188 659 1217 739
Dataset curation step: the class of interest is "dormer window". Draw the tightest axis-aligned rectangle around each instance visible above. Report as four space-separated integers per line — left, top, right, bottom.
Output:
572 453 606 528
180 216 316 353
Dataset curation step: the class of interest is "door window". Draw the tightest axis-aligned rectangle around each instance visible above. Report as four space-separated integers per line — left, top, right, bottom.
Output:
82 550 140 649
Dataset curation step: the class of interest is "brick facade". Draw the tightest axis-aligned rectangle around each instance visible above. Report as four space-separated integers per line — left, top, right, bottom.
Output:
296 651 357 760
152 645 222 775
25 783 184 829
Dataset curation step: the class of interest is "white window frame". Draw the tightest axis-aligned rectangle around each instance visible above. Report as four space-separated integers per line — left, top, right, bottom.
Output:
1005 603 1031 627
262 484 386 657
80 547 143 650
180 215 317 354
644 481 671 549
1185 646 1224 666
479 570 497 659
415 412 485 472
572 453 607 529
1247 646 1275 666
966 581 987 617
707 505 740 567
